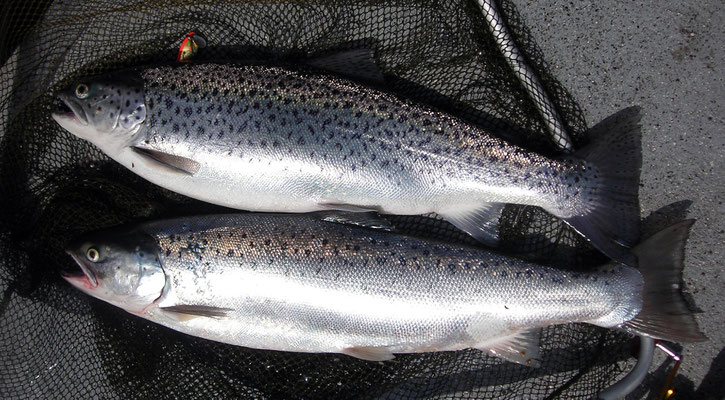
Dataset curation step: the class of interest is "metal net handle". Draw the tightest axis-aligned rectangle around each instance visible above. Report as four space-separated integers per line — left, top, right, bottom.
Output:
475 0 574 153
476 2 655 398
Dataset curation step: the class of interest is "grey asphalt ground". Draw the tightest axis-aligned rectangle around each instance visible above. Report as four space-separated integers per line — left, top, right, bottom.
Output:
514 1 724 398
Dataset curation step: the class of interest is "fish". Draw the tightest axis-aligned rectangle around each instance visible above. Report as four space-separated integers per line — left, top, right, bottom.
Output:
63 212 705 365
51 60 642 265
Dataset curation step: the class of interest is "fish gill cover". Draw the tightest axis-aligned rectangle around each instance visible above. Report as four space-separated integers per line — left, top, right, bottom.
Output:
0 0 636 398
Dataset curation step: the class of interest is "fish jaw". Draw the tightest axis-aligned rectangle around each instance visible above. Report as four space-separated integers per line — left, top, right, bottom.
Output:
54 93 89 125
62 250 99 292
52 106 112 146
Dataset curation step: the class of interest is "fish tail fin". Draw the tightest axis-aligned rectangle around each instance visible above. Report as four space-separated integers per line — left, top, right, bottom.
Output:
621 220 706 342
561 107 642 266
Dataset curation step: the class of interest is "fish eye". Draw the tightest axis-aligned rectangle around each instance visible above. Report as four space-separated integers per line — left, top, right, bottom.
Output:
86 247 100 262
75 84 89 99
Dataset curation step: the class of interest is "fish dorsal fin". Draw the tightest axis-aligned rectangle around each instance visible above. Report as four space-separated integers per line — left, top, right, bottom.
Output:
342 346 396 361
477 328 542 367
306 48 385 84
317 211 394 231
437 202 505 246
131 146 201 175
160 305 231 321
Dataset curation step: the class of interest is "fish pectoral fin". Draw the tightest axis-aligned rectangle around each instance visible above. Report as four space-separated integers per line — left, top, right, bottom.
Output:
131 146 201 176
437 203 505 246
316 211 394 231
160 305 231 321
306 47 384 84
477 328 542 367
342 346 396 362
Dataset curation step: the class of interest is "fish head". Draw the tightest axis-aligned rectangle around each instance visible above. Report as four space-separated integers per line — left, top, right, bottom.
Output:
63 229 166 314
52 74 146 148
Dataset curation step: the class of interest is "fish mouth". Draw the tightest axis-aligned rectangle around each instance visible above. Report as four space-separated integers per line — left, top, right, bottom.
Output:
63 250 99 288
52 93 88 126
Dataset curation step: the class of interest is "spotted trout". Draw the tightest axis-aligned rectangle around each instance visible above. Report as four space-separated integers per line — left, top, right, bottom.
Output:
63 213 704 365
52 62 642 265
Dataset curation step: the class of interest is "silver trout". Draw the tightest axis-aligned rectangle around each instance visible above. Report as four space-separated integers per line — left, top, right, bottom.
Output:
63 213 704 365
52 62 642 265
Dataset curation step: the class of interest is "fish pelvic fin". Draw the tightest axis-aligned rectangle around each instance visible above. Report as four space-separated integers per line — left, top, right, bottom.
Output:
342 346 396 362
477 328 542 367
561 107 642 266
437 202 505 246
620 220 706 342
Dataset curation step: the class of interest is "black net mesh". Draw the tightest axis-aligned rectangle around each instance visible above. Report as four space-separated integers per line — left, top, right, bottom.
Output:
0 1 637 398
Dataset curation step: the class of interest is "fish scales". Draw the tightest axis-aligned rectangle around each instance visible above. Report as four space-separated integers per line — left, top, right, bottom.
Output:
141 64 571 213
54 63 643 265
65 213 678 366
64 214 705 363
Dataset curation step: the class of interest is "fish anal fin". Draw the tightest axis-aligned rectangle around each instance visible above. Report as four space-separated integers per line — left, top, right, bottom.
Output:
477 328 542 367
161 305 231 321
342 346 396 362
438 203 505 246
131 146 200 175
318 201 382 213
